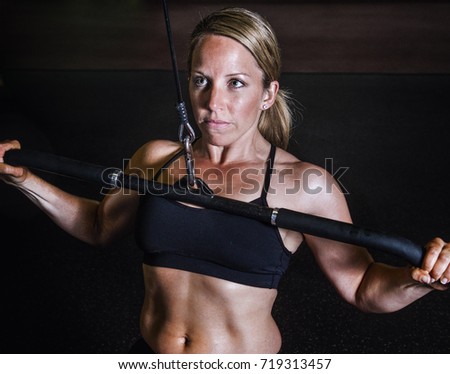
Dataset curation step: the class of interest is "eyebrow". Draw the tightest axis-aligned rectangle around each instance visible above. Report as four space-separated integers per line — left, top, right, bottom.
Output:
192 70 251 78
226 73 251 78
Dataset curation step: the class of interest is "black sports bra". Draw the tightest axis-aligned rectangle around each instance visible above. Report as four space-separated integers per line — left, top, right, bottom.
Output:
135 144 291 289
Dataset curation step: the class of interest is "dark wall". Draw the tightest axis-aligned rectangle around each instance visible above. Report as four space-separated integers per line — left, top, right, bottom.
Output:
2 0 450 73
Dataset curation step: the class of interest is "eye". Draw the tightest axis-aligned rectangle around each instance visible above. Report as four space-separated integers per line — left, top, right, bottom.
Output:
229 79 245 89
193 76 208 88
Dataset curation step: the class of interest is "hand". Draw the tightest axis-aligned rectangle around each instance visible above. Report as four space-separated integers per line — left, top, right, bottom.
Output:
411 237 450 290
0 139 28 184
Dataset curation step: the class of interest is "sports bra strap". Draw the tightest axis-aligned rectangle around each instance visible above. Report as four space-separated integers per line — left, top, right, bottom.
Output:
261 144 276 205
152 137 201 181
153 142 276 203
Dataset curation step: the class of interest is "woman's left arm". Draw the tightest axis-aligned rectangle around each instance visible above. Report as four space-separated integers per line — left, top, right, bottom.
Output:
299 166 448 313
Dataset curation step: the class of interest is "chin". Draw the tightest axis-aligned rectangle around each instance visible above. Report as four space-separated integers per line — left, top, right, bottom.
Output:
209 137 239 148
201 131 233 147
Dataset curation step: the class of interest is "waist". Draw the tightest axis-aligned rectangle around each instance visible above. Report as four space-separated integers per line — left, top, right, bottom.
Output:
140 322 282 354
140 264 281 353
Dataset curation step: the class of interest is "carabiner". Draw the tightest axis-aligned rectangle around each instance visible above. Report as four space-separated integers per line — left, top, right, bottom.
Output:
183 136 196 187
177 102 196 143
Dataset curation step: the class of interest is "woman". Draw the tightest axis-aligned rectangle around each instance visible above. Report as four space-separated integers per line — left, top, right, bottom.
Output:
0 8 448 354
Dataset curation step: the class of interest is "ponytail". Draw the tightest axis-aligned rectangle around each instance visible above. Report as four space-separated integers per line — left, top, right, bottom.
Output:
259 89 294 150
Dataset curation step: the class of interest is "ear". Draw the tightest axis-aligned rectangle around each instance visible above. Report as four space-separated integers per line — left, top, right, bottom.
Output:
262 81 279 110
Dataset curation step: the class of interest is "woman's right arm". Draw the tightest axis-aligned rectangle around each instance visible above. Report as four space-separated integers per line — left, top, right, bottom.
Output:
0 140 141 247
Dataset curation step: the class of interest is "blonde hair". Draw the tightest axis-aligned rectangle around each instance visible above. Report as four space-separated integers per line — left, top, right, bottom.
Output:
188 7 294 149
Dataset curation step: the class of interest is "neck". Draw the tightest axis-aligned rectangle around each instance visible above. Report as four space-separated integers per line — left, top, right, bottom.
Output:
198 133 270 165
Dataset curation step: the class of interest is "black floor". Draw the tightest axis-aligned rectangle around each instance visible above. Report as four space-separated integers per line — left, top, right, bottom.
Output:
1 69 449 353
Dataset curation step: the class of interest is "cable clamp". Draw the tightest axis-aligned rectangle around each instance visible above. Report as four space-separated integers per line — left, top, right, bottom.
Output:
270 208 279 226
108 169 123 188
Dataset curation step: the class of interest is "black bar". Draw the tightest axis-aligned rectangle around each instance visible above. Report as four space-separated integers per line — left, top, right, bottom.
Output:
4 149 119 186
4 149 424 266
275 208 423 266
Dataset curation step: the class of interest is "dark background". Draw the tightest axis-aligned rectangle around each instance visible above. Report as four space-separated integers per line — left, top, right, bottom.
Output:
1 0 449 353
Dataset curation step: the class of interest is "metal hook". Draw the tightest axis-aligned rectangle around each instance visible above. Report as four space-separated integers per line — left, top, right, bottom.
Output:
183 136 196 187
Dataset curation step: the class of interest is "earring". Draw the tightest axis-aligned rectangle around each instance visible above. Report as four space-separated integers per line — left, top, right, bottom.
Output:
262 104 268 110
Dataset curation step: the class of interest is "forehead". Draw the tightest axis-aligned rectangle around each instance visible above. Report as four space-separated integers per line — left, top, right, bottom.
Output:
191 34 262 75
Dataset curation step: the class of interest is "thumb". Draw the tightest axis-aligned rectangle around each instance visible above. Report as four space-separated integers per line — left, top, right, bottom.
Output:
410 267 434 285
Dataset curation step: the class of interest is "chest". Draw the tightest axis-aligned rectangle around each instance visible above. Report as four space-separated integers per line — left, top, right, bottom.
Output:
157 158 269 202
135 194 292 289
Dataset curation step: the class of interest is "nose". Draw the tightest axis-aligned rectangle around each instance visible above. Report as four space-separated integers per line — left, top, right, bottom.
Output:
206 84 224 111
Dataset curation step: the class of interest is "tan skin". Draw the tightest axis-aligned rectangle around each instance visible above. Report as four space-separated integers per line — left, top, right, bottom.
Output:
1 35 449 353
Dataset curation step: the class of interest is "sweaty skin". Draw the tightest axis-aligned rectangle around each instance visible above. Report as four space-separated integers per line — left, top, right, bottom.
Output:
141 266 281 353
135 138 297 353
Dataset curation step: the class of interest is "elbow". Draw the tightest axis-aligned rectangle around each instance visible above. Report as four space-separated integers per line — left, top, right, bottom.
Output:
353 263 420 314
354 290 386 314
89 209 114 248
352 266 392 314
354 282 404 314
84 227 113 248
355 298 403 314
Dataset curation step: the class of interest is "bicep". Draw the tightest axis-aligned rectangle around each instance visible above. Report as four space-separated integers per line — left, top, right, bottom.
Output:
95 188 141 246
94 145 152 245
300 168 373 304
306 235 373 305
95 139 181 245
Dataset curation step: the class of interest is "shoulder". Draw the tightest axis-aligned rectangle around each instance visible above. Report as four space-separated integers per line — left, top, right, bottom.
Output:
126 139 182 178
271 147 350 221
133 139 182 164
273 147 331 187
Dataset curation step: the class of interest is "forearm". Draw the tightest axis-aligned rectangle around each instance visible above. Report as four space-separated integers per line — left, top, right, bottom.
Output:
355 262 433 313
14 172 103 245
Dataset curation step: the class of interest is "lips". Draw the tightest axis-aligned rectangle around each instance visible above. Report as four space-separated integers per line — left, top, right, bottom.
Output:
203 119 231 129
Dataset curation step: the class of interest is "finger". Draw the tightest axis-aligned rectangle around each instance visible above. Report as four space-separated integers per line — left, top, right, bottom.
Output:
421 237 446 273
0 162 26 179
0 140 21 160
0 139 21 149
410 267 433 285
430 242 450 285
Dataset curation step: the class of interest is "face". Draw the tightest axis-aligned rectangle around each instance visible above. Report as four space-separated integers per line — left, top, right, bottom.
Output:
189 35 278 147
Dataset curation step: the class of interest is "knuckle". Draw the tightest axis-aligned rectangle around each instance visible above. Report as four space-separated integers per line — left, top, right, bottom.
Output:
443 267 450 278
425 246 441 258
439 247 450 260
